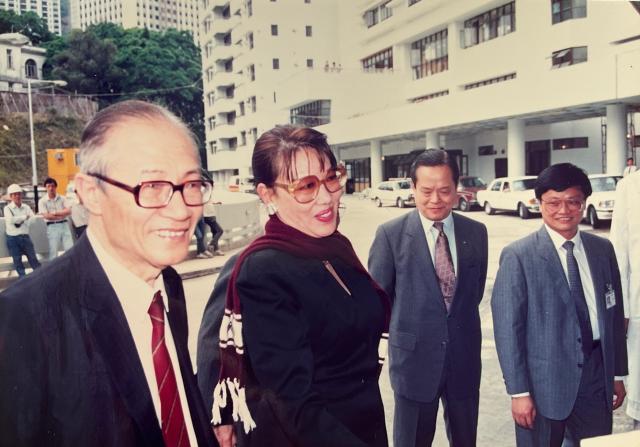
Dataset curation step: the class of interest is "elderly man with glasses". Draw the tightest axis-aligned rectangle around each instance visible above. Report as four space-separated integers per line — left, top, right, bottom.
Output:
0 100 218 447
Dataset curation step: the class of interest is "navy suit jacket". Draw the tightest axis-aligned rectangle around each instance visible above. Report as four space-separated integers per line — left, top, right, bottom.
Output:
491 226 628 420
369 210 488 402
0 235 217 447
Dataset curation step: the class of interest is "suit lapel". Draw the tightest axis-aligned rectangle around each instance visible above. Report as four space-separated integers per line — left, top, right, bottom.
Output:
450 214 477 315
535 226 571 306
163 267 217 447
75 237 164 446
581 234 607 338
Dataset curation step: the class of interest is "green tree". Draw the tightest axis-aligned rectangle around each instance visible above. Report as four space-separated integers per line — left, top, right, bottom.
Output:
44 25 206 165
0 10 53 45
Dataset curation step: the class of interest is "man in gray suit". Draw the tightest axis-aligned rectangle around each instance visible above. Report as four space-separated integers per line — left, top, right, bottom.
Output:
369 149 488 447
492 163 628 446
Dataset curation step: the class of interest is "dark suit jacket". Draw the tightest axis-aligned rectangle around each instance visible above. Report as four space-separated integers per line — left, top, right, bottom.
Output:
197 249 388 447
0 235 217 447
368 210 488 403
491 226 628 420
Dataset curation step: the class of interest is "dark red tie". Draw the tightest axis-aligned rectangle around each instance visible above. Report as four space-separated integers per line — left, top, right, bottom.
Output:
148 292 191 447
433 222 456 313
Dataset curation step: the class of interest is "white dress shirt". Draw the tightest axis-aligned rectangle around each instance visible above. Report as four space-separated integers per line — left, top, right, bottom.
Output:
545 225 600 340
418 211 458 275
87 229 197 445
3 202 35 236
38 194 69 222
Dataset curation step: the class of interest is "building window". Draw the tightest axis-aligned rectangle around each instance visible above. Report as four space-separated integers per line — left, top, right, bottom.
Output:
464 72 516 90
306 58 313 68
408 0 422 5
478 145 497 156
551 0 586 24
463 2 515 48
245 0 252 17
410 29 448 80
272 58 280 69
247 32 254 49
6 49 13 70
271 24 278 36
208 117 216 130
361 47 393 71
409 90 449 103
305 25 312 37
364 1 392 28
250 128 258 142
552 137 588 150
290 100 331 127
239 101 245 116
551 46 587 68
240 131 247 146
249 96 256 112
248 64 255 81
24 59 37 79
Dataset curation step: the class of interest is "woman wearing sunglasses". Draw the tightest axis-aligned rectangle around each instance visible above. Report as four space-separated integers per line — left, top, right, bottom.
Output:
208 125 390 447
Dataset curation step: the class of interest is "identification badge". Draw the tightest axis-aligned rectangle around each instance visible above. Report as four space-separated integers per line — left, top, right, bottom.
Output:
605 284 616 309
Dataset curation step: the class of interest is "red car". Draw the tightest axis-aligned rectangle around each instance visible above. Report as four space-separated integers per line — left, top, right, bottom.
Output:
456 176 487 212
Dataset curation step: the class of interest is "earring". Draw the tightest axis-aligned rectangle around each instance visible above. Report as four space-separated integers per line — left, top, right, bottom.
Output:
266 202 278 215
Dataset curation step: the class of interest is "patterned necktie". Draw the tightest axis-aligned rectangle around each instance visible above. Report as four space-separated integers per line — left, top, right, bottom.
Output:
433 222 456 313
563 241 594 357
148 292 191 447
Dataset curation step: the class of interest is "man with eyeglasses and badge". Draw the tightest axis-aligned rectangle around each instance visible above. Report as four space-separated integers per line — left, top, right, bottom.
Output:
492 163 628 446
0 100 218 447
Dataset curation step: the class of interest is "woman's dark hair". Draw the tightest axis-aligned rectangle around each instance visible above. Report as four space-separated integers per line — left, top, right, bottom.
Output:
534 163 592 199
409 148 460 186
252 125 337 186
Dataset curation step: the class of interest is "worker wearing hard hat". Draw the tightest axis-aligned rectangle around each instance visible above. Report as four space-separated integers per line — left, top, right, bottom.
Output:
3 184 41 277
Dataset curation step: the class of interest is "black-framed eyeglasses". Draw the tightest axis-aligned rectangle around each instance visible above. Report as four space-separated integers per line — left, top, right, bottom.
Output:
89 173 213 209
273 166 347 204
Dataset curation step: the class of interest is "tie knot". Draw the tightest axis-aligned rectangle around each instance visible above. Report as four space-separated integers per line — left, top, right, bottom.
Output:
433 221 444 232
148 291 164 324
562 240 575 252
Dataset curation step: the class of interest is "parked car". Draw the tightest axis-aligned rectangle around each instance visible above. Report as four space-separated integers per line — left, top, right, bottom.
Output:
372 178 415 208
227 175 255 193
583 174 621 229
476 176 540 219
455 176 487 211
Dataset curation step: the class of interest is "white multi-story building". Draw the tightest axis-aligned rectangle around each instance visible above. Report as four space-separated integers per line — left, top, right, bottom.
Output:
0 0 62 35
69 0 200 43
278 0 640 190
204 0 640 191
0 33 47 92
200 0 345 182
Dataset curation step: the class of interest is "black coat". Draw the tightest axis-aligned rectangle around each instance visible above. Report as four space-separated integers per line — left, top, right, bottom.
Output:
197 249 388 447
0 235 217 447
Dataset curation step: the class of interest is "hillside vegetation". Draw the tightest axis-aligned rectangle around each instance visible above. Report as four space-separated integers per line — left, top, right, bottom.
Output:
0 111 83 189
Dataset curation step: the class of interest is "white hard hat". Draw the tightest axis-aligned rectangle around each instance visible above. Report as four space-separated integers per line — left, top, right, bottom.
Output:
7 184 23 195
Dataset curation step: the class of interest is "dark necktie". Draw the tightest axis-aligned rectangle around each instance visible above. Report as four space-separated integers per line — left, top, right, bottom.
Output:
563 241 594 357
433 222 456 313
148 292 191 447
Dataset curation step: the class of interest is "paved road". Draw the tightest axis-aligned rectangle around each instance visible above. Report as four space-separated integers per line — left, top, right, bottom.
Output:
183 195 633 446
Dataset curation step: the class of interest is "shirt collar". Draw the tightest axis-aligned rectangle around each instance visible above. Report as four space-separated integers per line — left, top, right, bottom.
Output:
86 228 168 312
418 210 454 232
544 223 583 252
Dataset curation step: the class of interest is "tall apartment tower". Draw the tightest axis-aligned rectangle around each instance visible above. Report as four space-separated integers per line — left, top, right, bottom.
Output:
0 0 62 35
200 0 340 181
69 0 200 43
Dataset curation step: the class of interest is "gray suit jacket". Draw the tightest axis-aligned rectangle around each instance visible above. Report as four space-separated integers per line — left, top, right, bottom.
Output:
491 226 628 420
369 210 488 403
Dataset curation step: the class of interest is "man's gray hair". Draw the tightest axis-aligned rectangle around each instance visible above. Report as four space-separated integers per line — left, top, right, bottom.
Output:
78 100 199 176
